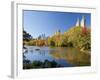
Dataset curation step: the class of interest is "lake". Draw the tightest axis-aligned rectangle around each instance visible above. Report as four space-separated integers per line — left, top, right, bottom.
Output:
23 46 90 69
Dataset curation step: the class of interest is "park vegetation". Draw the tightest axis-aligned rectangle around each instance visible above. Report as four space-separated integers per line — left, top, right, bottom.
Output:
23 26 91 51
23 59 63 69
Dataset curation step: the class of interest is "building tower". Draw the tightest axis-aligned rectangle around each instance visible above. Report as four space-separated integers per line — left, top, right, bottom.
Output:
81 16 86 28
81 16 87 34
75 15 87 34
55 29 61 35
75 18 80 26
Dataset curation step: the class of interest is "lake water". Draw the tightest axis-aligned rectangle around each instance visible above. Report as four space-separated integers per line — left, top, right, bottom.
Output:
23 46 90 68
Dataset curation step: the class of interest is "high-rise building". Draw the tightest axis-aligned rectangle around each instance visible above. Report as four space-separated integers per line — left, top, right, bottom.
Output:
54 29 61 35
75 16 87 34
75 15 86 27
81 16 86 28
75 18 80 26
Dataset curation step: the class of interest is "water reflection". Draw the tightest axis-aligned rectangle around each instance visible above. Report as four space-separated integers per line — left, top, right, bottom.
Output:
23 46 90 69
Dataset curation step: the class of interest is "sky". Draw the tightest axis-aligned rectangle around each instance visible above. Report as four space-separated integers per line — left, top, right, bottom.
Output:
23 10 91 38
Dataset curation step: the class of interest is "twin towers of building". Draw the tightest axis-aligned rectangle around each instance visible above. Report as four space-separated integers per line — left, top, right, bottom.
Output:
75 16 87 34
54 16 87 35
75 16 86 28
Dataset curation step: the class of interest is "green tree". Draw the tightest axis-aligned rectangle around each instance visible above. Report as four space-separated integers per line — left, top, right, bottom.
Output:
23 30 32 41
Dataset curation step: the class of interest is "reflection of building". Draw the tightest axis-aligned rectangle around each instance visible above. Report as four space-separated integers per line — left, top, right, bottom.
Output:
75 16 87 34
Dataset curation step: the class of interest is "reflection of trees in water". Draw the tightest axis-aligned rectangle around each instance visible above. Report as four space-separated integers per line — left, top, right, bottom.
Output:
24 48 46 56
23 52 31 69
23 46 90 69
24 50 28 54
23 48 63 69
49 48 67 60
29 49 34 53
50 48 90 66
39 50 46 56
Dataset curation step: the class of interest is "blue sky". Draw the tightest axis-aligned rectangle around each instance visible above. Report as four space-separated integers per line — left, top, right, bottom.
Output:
23 10 91 38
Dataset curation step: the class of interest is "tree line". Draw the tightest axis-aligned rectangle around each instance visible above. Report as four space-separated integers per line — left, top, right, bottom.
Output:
23 26 91 51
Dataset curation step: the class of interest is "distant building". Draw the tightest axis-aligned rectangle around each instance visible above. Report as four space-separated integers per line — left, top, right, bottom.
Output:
75 16 87 34
81 16 86 28
54 29 61 35
75 18 80 26
37 34 49 40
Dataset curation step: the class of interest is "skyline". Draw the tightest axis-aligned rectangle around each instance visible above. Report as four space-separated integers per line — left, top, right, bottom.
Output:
23 10 91 38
